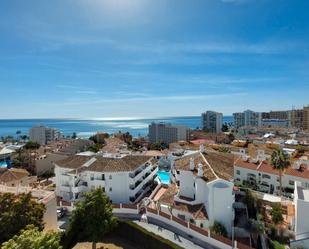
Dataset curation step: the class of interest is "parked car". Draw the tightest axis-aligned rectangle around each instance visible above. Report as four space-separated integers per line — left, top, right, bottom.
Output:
57 207 67 219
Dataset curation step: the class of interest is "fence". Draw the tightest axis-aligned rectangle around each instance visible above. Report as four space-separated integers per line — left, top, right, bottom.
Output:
113 204 254 249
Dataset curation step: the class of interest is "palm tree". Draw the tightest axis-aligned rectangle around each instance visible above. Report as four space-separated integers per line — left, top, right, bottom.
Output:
249 214 265 247
16 130 21 141
271 149 290 196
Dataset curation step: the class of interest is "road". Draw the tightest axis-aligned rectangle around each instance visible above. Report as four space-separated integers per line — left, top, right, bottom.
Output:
115 213 220 249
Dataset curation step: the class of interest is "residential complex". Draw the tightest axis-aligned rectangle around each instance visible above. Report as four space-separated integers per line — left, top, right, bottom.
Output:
291 106 309 130
261 110 291 120
260 106 309 130
234 149 309 195
29 125 63 145
233 110 262 129
54 155 158 203
170 147 235 234
201 110 223 133
148 122 189 144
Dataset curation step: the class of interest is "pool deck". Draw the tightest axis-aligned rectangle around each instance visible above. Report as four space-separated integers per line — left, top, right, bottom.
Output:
153 187 167 202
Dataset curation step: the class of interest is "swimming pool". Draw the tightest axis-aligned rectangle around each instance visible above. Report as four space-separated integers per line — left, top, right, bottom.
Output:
0 161 8 168
157 170 170 185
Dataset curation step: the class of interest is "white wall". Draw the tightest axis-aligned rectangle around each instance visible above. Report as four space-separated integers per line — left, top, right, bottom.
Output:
178 170 195 199
195 177 208 203
208 179 234 236
295 198 309 235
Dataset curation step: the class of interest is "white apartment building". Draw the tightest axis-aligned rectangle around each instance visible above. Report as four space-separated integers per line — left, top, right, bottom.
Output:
290 182 309 249
29 125 63 145
234 150 309 195
54 155 158 204
161 146 235 235
148 122 189 144
233 110 262 129
201 111 223 133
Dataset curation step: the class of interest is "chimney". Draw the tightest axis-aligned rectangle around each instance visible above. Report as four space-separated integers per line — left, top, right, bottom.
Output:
189 158 195 171
257 150 266 162
198 163 203 177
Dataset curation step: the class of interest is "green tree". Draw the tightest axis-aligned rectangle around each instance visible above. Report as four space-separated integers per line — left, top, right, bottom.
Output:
210 221 228 237
16 130 22 140
249 214 265 246
25 141 40 150
0 193 45 243
2 225 62 249
87 143 103 153
222 123 229 132
20 135 29 142
72 132 77 139
271 149 290 196
271 204 284 225
64 188 117 249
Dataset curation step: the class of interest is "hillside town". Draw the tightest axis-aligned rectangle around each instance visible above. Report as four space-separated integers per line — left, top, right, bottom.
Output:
1 106 309 249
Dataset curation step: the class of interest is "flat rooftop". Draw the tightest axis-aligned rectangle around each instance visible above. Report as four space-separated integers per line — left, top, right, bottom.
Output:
297 186 309 201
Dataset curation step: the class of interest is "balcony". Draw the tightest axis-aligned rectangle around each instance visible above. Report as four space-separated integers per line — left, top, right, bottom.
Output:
72 181 88 193
130 190 144 203
72 185 88 194
92 178 106 187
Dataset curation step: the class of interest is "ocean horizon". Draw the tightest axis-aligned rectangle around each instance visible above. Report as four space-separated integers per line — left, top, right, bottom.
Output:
0 116 233 139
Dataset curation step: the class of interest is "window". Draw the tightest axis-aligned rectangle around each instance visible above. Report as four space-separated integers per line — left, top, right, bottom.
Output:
236 170 240 175
102 174 105 180
200 223 204 228
289 180 294 185
109 175 112 180
109 187 112 192
277 177 279 182
262 174 271 179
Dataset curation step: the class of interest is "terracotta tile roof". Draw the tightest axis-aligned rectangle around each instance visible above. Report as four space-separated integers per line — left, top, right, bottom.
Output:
159 184 208 220
86 156 152 172
286 165 309 179
203 151 234 181
174 152 216 182
234 158 280 176
56 155 153 173
55 156 90 169
0 168 29 183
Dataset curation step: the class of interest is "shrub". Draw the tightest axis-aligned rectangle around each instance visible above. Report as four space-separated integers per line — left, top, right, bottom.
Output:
210 221 228 237
271 204 283 225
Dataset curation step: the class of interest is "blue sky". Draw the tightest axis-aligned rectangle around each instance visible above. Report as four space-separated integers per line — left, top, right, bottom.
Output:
0 0 308 119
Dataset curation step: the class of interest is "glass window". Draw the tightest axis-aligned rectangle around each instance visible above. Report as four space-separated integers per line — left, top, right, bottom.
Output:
109 175 112 180
289 180 294 185
236 170 240 175
109 187 112 192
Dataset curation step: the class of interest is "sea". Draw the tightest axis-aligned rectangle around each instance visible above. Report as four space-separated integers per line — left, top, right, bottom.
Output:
0 116 233 139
